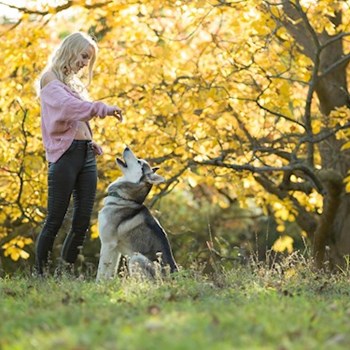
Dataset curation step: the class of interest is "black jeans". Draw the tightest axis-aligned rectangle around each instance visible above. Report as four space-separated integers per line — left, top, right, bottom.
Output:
35 140 97 274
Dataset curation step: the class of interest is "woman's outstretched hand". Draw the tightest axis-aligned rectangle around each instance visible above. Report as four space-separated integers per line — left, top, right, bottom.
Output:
106 105 123 121
113 108 123 122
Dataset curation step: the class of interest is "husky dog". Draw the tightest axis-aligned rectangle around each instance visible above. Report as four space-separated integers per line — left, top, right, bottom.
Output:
96 147 178 281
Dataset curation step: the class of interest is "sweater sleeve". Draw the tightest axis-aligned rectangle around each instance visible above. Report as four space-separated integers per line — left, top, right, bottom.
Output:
40 80 114 122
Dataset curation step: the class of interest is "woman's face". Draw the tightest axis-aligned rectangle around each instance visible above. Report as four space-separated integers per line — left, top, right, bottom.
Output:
72 45 94 74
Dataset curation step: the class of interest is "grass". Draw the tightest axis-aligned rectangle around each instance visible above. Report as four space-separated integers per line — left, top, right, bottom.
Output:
1 254 350 350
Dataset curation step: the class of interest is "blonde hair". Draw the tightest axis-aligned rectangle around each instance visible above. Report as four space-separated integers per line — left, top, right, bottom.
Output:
40 32 98 97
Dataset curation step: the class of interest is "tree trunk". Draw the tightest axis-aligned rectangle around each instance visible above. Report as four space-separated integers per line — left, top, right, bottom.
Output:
314 53 350 268
312 25 350 268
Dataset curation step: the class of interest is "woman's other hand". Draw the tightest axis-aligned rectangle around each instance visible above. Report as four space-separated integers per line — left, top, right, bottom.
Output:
91 141 103 156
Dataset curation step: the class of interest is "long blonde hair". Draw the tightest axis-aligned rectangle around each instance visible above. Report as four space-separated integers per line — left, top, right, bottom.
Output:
41 32 98 97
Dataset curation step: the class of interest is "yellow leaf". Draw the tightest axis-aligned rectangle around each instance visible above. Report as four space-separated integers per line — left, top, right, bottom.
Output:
276 224 285 232
90 223 99 240
345 181 350 193
17 240 25 248
20 250 30 259
24 238 33 245
11 250 20 261
272 235 294 254
341 141 350 151
285 268 296 279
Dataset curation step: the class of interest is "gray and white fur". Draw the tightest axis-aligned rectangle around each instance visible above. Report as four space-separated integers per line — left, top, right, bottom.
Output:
96 147 178 281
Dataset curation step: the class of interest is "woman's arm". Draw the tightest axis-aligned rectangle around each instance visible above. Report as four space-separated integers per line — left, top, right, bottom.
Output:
40 80 121 122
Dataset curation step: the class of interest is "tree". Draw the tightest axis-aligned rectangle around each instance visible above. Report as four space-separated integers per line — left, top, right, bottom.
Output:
260 0 350 268
0 0 349 270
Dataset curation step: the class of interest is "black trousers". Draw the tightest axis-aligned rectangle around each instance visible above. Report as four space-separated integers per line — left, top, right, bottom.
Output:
35 140 97 274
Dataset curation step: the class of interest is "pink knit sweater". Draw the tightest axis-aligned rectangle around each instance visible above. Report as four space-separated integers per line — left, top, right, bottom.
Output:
40 80 115 162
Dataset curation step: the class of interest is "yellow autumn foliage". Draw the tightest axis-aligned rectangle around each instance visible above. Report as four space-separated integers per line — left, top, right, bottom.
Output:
2 237 33 261
272 235 294 254
1 0 349 263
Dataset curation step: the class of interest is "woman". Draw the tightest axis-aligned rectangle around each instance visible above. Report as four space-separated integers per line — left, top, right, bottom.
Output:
35 32 122 275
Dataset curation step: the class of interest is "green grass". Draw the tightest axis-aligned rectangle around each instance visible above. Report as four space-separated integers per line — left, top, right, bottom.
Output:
1 255 350 350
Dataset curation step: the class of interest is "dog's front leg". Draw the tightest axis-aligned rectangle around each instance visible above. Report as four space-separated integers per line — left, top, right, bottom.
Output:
96 242 121 281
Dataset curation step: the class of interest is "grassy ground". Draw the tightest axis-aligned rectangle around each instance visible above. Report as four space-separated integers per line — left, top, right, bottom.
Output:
1 255 350 350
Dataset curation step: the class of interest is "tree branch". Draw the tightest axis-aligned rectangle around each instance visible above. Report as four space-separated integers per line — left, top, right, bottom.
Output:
254 174 318 236
0 1 112 16
192 158 325 194
149 165 189 207
318 53 350 79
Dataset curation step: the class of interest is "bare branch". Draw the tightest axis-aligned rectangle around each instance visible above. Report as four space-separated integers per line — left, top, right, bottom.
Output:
149 165 189 207
254 174 318 235
320 32 350 51
0 0 112 16
192 157 325 194
319 53 350 79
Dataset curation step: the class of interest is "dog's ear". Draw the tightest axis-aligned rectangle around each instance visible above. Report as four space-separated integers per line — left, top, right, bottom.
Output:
152 167 159 173
145 173 165 184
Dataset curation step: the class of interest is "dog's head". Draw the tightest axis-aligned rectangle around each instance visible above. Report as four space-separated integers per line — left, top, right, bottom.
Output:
116 147 165 185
